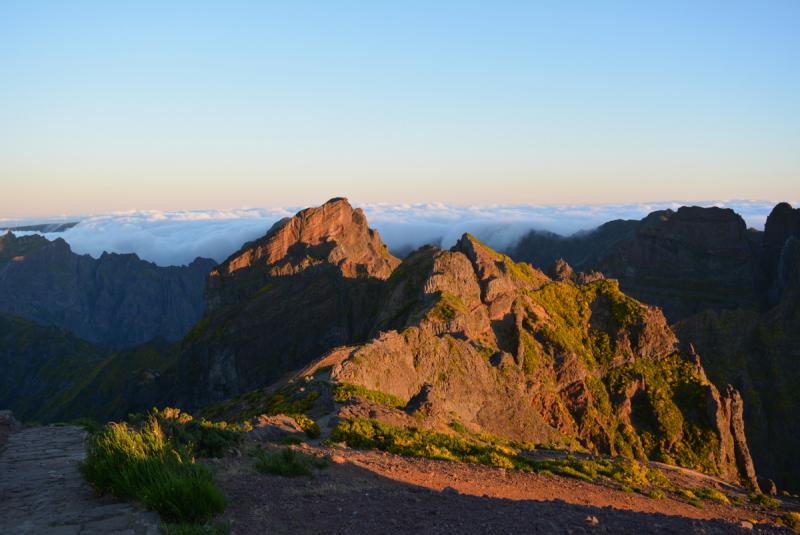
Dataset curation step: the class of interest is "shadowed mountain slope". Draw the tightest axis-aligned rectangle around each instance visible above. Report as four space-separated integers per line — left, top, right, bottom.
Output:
0 313 178 423
674 227 800 493
174 198 401 409
0 232 216 347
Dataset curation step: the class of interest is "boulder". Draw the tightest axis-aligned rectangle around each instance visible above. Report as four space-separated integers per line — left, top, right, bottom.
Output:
247 414 305 443
757 475 777 495
0 410 21 430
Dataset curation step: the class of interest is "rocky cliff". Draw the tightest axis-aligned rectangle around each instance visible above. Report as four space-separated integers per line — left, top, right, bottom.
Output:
174 198 401 409
593 206 766 324
506 210 671 272
0 232 216 347
673 242 800 492
226 233 758 487
0 313 178 423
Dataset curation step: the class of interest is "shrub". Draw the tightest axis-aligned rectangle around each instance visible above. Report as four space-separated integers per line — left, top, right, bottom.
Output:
251 445 331 478
780 512 800 533
750 494 781 509
292 415 321 439
620 486 634 493
77 420 227 524
732 495 744 504
129 408 250 458
676 488 697 500
71 417 102 434
688 498 704 509
333 383 407 407
647 490 666 500
282 435 304 445
691 488 729 503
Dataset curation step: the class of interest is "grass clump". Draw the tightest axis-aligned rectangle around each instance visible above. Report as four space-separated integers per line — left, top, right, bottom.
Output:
333 382 407 407
620 486 634 493
676 488 697 500
77 420 227 524
250 445 331 478
647 490 666 500
691 488 729 503
128 408 250 458
71 417 102 434
282 435 304 445
780 512 800 532
750 493 781 508
688 498 704 508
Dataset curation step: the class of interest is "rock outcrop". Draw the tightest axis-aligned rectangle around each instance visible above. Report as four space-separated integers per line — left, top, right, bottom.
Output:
175 198 401 410
507 210 672 271
281 234 758 485
0 231 216 347
593 206 765 324
673 242 800 492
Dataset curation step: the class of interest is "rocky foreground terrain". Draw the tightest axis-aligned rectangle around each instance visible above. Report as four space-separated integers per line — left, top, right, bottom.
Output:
209 440 798 534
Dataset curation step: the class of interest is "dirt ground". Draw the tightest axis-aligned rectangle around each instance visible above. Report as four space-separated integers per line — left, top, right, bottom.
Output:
204 442 799 535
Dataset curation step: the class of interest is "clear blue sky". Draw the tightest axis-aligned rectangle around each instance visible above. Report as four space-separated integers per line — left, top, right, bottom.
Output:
2 1 798 218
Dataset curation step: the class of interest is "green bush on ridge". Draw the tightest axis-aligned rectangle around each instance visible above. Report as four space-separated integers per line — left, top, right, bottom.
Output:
127 407 250 458
77 420 227 524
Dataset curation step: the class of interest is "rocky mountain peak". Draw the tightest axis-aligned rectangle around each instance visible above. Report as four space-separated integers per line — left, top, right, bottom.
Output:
176 199 401 408
206 198 398 311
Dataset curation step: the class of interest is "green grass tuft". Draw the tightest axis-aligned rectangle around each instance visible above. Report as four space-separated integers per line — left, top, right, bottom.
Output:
780 512 800 532
250 445 331 478
333 382 407 407
750 493 781 508
77 420 227 524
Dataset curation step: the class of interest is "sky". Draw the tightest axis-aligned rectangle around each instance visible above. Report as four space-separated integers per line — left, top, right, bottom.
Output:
1 1 798 220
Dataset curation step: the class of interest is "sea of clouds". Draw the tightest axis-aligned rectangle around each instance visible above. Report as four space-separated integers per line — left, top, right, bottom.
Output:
1 200 789 267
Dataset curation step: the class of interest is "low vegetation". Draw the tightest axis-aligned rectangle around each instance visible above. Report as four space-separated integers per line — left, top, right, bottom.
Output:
780 512 800 533
127 407 250 458
331 417 672 486
750 493 781 509
77 419 227 524
250 444 331 478
333 382 407 407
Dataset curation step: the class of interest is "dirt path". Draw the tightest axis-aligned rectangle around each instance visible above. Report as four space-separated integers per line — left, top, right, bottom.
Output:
0 426 162 535
209 443 797 535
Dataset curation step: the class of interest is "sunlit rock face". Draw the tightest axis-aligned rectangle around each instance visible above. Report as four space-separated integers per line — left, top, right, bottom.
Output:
175 198 400 409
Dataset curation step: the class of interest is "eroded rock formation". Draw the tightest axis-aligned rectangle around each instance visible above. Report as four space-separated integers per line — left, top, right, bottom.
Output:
175 198 401 409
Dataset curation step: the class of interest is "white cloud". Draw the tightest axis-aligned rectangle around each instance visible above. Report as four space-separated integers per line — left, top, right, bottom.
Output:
5 200 791 267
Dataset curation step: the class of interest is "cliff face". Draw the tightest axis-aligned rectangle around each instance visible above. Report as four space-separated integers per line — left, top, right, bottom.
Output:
293 234 758 486
174 198 401 409
0 313 177 423
673 246 800 492
594 206 766 324
506 211 671 272
0 232 216 347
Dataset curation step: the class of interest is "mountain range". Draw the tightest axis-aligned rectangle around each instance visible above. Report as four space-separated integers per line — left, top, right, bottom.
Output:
2 198 799 493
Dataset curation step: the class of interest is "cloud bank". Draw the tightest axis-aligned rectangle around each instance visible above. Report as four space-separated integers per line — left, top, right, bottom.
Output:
3 200 789 267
